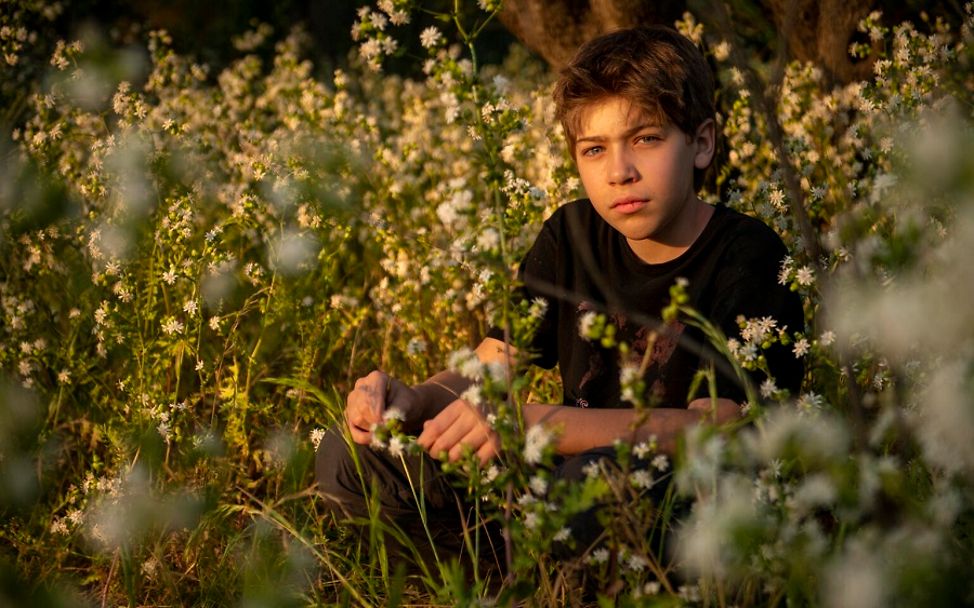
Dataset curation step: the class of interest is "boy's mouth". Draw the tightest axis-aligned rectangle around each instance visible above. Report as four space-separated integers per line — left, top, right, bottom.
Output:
611 197 648 214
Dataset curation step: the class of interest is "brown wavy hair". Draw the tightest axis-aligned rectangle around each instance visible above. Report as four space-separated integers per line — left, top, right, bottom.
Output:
553 25 716 176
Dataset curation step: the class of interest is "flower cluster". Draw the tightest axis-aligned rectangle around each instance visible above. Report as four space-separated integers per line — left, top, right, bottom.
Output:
3 3 974 606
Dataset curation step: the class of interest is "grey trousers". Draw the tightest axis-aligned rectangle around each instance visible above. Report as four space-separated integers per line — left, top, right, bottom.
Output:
315 425 494 560
315 425 677 564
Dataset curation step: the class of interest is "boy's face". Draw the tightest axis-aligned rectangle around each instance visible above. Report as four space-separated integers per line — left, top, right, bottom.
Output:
574 96 714 263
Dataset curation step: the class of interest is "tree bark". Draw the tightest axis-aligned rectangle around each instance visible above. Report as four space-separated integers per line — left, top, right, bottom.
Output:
765 0 876 85
496 0 877 85
496 0 687 72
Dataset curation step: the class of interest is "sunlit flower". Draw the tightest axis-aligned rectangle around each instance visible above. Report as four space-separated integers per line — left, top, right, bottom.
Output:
796 266 815 286
420 27 442 49
578 311 598 339
161 317 184 335
310 428 325 451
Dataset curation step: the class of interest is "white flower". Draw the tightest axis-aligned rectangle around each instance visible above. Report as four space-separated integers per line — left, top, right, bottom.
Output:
523 512 539 530
633 441 653 460
94 303 109 325
369 429 386 450
796 392 824 415
388 435 405 458
183 299 198 315
768 189 786 209
383 408 405 422
589 548 609 564
553 527 571 542
419 26 442 49
67 509 83 525
793 338 811 357
819 330 836 346
359 38 382 61
529 475 548 495
652 454 669 472
761 378 778 398
796 266 815 286
626 553 648 572
161 317 184 335
741 316 777 343
406 337 426 355
529 297 548 320
208 316 220 331
578 311 598 339
642 581 661 596
582 461 601 478
712 40 731 61
448 348 483 380
309 428 325 451
524 425 551 465
50 519 69 535
476 227 499 251
631 469 654 489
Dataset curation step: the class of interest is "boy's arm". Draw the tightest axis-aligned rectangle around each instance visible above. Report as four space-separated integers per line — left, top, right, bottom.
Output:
344 338 511 444
415 337 741 461
522 398 740 456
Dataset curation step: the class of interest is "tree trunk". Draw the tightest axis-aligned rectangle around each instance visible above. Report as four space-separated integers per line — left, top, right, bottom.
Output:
496 0 688 72
765 0 876 85
496 0 876 84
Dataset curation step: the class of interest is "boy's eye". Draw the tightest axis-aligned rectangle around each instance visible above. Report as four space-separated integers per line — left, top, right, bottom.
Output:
636 134 661 144
580 145 603 157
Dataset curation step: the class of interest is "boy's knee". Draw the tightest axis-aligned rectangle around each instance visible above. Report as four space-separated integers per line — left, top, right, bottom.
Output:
315 425 360 511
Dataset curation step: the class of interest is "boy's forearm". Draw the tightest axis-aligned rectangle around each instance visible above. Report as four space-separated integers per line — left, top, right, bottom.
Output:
409 336 516 425
523 400 738 456
410 370 473 422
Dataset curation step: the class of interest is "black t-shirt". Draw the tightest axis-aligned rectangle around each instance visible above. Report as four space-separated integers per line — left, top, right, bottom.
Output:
488 199 804 409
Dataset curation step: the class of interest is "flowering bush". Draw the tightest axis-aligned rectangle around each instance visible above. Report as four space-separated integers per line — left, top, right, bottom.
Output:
2 0 974 605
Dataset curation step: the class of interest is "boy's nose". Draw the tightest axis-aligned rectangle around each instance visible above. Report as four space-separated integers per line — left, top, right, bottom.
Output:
608 151 639 185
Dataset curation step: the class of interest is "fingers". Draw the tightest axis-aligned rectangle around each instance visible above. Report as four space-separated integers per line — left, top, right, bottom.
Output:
476 438 499 466
448 428 493 463
345 370 389 444
416 403 460 455
417 400 497 463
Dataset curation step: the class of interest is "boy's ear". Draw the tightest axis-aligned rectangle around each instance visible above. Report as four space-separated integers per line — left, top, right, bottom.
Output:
692 119 716 170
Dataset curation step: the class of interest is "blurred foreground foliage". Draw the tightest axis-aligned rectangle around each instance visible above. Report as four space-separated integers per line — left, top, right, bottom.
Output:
2 0 974 606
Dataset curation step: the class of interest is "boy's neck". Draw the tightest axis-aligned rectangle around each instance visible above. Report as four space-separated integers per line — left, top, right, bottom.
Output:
626 198 714 265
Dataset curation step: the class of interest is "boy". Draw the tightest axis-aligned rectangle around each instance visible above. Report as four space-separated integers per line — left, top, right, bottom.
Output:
316 25 803 556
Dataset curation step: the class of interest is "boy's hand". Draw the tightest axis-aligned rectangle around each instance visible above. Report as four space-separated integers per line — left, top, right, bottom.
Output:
417 399 499 465
345 370 422 444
